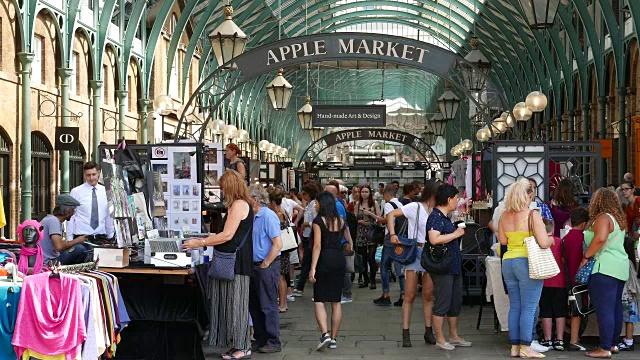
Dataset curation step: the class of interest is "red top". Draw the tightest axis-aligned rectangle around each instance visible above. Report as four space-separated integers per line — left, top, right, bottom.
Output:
562 230 585 286
346 202 356 213
543 236 566 288
625 197 640 233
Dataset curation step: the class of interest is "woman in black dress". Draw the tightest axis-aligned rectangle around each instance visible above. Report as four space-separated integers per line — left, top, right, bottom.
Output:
309 191 353 351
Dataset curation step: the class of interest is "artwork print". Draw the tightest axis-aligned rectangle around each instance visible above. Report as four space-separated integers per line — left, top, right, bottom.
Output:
152 163 168 175
173 152 193 179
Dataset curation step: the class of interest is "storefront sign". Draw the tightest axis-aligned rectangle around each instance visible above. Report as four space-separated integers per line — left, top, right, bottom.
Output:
323 129 417 147
343 170 366 178
365 170 378 177
594 139 613 159
353 158 386 167
403 170 425 178
313 105 386 127
318 170 341 178
233 33 457 81
55 127 79 151
379 170 402 178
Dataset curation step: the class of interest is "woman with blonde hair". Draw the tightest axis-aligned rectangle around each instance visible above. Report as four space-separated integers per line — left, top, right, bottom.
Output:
183 170 254 360
582 188 629 358
497 178 552 358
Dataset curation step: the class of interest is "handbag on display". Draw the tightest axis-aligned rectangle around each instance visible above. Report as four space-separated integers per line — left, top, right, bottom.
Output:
524 211 560 280
574 214 617 285
386 203 420 265
208 230 250 281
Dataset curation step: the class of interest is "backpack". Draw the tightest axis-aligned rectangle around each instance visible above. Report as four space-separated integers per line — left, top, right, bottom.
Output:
388 201 408 237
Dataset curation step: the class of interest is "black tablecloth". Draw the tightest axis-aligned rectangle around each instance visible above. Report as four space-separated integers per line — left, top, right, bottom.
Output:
115 278 208 360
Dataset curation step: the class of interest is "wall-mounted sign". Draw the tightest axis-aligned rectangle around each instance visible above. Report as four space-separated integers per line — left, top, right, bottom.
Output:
403 170 425 178
313 105 386 127
594 139 612 159
343 170 366 178
55 127 79 151
318 170 341 178
379 170 402 178
353 158 386 167
365 170 378 177
323 129 417 147
233 33 457 81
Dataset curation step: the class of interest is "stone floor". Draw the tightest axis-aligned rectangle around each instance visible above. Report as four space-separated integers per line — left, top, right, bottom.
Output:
203 283 638 360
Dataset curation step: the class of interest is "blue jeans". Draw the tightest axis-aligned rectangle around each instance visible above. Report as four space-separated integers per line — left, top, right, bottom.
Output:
588 273 625 351
380 246 405 294
249 260 281 348
502 258 544 346
56 244 90 265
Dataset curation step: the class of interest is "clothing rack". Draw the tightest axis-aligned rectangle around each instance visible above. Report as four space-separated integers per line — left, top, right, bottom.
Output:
57 261 98 273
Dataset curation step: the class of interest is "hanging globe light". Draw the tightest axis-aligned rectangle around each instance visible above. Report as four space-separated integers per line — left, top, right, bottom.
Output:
224 124 238 138
525 91 548 112
266 68 293 110
236 129 249 143
211 119 226 134
279 148 288 157
267 143 277 153
258 140 270 151
493 119 507 133
274 146 282 156
476 128 490 142
513 102 533 121
501 111 516 128
461 139 473 150
153 95 174 116
208 5 247 69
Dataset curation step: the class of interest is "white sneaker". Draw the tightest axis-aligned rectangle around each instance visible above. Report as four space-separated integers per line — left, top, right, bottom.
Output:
531 340 550 353
292 290 304 297
286 295 295 302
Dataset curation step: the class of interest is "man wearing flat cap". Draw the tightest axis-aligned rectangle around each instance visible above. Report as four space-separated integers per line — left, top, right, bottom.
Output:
39 194 90 266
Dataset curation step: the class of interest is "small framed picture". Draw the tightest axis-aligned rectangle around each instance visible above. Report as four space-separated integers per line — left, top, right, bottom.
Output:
173 200 180 210
173 185 181 196
173 217 180 225
182 185 190 196
192 217 198 225
192 200 200 212
162 182 168 193
182 200 190 211
192 185 200 197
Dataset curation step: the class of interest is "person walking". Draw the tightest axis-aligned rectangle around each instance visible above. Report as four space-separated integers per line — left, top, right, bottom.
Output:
293 183 320 297
497 178 552 358
386 183 437 347
354 185 381 289
182 170 253 360
224 143 247 180
309 191 352 351
426 184 470 351
248 185 283 354
583 188 629 358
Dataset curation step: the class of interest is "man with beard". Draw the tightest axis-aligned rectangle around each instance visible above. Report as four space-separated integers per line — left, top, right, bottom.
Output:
40 194 90 265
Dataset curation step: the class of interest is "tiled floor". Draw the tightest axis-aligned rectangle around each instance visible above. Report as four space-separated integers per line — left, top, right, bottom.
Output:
203 282 637 359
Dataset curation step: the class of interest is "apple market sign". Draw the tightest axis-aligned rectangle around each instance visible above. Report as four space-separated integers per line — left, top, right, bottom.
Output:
233 33 457 80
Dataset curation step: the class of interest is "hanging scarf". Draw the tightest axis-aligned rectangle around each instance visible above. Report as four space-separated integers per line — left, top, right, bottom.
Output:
17 220 44 275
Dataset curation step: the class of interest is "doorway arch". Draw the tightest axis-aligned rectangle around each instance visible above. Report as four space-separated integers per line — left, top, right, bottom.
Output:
0 126 11 238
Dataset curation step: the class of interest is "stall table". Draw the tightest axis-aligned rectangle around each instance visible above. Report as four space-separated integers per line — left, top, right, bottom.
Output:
102 265 207 360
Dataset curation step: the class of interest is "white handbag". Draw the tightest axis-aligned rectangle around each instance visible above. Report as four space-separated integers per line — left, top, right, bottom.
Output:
524 213 560 280
280 223 299 252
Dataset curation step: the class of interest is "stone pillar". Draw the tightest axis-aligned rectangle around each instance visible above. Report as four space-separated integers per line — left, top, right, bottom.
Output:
582 103 591 186
18 53 34 221
598 96 607 186
57 68 73 194
116 90 128 140
567 110 575 141
90 80 103 162
138 98 150 144
618 87 627 182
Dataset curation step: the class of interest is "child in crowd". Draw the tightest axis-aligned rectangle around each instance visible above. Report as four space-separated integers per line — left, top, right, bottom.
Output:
618 237 639 351
539 219 566 351
562 207 590 351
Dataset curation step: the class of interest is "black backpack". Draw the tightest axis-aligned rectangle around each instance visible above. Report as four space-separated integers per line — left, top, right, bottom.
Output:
388 201 408 237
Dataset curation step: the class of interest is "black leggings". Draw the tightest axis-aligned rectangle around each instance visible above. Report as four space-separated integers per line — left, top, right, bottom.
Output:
357 245 378 284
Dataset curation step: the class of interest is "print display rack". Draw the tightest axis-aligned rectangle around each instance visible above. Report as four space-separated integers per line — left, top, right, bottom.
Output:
100 142 207 237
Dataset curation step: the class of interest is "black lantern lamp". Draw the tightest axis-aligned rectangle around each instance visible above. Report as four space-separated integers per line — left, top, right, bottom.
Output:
437 83 461 120
309 128 325 142
462 37 491 92
208 5 247 69
518 0 563 29
429 112 448 137
297 96 313 129
266 68 293 110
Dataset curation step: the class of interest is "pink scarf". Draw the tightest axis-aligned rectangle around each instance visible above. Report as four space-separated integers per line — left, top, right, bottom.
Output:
17 220 44 275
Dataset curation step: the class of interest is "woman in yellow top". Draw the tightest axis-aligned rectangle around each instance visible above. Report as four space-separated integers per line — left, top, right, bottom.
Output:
582 188 629 358
497 179 552 358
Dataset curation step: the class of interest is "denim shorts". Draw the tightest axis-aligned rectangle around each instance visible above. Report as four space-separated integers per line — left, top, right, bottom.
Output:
403 246 425 272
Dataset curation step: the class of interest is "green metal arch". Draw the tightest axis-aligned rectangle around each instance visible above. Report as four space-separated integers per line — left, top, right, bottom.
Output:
573 0 604 95
598 0 624 85
32 6 66 66
143 0 174 93
166 0 202 95
120 0 146 91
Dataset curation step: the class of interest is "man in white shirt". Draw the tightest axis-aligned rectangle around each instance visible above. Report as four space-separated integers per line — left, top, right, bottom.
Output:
373 185 405 306
67 161 115 243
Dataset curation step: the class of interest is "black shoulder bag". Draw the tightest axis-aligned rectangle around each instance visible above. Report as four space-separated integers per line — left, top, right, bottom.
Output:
421 213 454 275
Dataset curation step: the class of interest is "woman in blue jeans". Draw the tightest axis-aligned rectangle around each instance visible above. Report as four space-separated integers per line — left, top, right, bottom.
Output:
497 179 552 358
581 188 629 358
